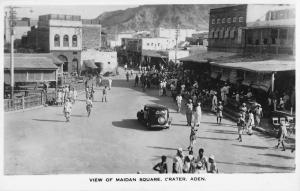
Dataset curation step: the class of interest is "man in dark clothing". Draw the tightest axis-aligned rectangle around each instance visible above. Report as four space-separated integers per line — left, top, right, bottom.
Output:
153 155 168 174
134 74 139 87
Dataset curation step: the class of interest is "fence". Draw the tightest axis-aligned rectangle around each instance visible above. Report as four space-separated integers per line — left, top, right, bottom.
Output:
4 91 55 112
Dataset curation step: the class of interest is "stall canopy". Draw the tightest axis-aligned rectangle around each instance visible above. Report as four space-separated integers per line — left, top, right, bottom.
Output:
179 51 237 63
11 53 63 66
210 59 295 73
142 50 168 58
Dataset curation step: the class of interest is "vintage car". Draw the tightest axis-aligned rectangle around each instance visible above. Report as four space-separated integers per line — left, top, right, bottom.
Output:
137 104 172 129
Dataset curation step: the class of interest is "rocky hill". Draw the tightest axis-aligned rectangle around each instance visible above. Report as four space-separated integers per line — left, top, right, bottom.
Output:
96 4 229 33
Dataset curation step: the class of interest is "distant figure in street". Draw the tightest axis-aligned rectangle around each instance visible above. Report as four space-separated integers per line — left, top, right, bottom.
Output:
130 69 134 77
138 64 142 74
63 98 72 122
162 79 167 96
211 92 218 113
108 78 112 90
254 104 263 128
193 102 202 127
188 125 198 152
57 89 63 106
236 113 245 142
124 63 128 71
134 74 139 87
126 72 130 82
86 96 93 117
246 110 254 135
159 81 163 96
90 85 95 101
102 86 108 102
176 94 183 113
172 148 184 173
96 75 102 87
275 120 287 151
240 103 248 120
216 101 223 125
153 155 168 174
186 99 193 126
70 87 77 104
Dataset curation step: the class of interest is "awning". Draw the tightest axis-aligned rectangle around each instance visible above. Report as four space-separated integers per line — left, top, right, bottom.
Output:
142 50 168 58
4 56 58 70
179 51 237 63
83 60 98 69
210 59 295 73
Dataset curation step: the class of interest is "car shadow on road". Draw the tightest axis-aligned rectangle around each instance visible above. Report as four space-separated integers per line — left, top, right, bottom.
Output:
258 153 295 160
112 119 149 131
201 121 236 127
217 161 295 171
32 119 66 123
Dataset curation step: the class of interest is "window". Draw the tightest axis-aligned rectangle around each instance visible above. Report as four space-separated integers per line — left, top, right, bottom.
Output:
233 17 237 23
239 17 244 22
54 34 60 47
63 35 69 47
212 19 215 24
158 43 160 46
108 62 110 65
147 43 150 46
227 18 231 23
222 18 226 23
217 18 221 24
72 35 77 47
151 43 154 46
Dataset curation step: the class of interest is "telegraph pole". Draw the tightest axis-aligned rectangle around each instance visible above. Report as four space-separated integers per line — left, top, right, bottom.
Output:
175 24 180 64
8 6 17 99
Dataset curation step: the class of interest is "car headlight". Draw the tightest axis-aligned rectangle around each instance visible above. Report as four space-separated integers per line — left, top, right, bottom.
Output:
158 117 166 124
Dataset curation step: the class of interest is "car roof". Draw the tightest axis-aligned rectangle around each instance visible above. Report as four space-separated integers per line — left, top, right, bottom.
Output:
144 104 168 109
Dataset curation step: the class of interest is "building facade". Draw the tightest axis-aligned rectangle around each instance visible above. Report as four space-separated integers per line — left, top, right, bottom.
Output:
208 4 294 53
154 27 197 42
82 19 101 49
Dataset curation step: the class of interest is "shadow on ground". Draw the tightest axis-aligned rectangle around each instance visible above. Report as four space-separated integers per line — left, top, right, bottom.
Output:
258 153 295 160
32 119 66 123
112 119 148 131
147 146 189 152
205 129 237 135
197 136 233 141
217 161 295 171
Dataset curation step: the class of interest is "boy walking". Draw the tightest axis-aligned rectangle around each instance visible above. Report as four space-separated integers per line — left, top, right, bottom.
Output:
176 94 183 113
216 101 223 124
237 113 245 142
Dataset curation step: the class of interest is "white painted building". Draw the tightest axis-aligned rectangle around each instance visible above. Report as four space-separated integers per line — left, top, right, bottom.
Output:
154 27 197 42
81 49 118 74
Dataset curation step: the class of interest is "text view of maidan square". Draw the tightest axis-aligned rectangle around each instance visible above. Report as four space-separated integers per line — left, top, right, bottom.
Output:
3 4 295 174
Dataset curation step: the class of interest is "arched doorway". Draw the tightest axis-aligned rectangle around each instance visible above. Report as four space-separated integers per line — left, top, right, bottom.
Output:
72 58 79 74
58 55 68 72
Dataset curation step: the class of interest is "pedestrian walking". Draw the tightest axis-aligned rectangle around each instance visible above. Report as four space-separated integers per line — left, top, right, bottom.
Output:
275 120 287 151
176 94 183 112
90 85 95 101
236 113 245 142
159 81 163 96
138 64 142 74
102 86 108 102
153 155 168 174
188 125 198 152
134 74 139 87
86 96 93 117
216 101 223 125
63 98 72 122
108 78 112 90
186 99 193 126
254 104 263 128
208 155 218 173
193 102 202 127
126 72 130 82
172 148 184 173
162 79 167 96
246 110 254 135
130 69 134 77
211 92 218 113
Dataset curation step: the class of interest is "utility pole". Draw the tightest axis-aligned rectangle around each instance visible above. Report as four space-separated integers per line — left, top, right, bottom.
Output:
8 6 17 99
175 24 180 64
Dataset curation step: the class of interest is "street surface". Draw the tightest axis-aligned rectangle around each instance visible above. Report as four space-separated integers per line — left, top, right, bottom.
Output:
4 73 295 174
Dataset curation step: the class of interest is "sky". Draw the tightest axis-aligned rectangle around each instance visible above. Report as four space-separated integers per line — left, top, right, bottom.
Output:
4 5 140 19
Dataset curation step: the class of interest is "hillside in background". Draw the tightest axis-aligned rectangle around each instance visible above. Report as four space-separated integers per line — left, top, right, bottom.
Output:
95 4 230 33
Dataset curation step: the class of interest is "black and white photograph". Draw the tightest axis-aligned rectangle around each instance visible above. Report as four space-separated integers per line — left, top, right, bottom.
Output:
0 0 299 190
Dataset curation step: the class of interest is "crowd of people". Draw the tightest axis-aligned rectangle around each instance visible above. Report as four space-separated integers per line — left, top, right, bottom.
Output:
153 148 218 174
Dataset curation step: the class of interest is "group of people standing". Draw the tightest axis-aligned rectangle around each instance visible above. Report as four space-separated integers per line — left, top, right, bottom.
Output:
153 148 218 174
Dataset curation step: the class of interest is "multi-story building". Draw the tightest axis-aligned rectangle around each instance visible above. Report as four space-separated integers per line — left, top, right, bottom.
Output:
82 19 101 49
208 4 294 53
26 14 82 74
